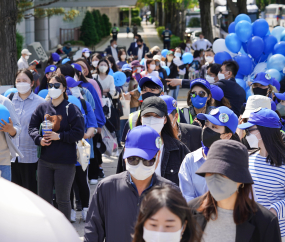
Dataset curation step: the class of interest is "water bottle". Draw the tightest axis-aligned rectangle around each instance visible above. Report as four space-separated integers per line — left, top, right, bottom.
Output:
42 118 53 135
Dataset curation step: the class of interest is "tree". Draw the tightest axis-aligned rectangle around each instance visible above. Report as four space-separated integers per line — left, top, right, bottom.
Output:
95 10 105 37
80 11 99 46
227 0 247 17
198 0 213 43
92 10 103 40
102 14 112 37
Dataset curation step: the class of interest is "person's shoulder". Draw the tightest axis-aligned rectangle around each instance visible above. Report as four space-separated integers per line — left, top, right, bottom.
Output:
179 123 202 132
188 196 202 210
155 174 179 190
97 172 128 189
0 95 14 108
32 93 45 103
253 202 279 223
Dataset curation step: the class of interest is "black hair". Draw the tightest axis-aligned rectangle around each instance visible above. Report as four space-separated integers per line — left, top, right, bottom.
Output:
74 68 88 83
145 52 153 59
193 50 201 58
170 108 177 116
152 50 159 56
75 58 93 79
222 60 239 77
107 55 119 72
142 81 162 92
137 38 143 43
39 75 48 92
15 69 34 83
91 53 102 61
118 49 126 62
57 64 75 77
97 59 110 75
205 48 214 54
207 63 221 76
110 39 116 45
224 126 241 142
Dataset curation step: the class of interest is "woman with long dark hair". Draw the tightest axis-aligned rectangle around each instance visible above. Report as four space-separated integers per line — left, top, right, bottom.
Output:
189 139 282 242
107 55 119 73
91 53 102 75
133 186 201 242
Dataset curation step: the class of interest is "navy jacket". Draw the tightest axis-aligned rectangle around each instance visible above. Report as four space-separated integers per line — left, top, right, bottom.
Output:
104 46 118 57
133 43 149 58
127 42 137 56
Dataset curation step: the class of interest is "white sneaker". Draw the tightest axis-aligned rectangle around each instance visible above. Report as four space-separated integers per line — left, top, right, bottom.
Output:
90 179 98 185
82 207 88 222
71 209 76 223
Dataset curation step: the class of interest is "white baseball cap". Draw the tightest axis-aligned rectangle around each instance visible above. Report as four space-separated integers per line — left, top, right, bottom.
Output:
153 55 161 61
21 49 32 55
242 95 271 119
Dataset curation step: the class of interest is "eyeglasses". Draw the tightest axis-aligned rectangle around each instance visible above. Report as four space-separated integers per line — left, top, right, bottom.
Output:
48 83 61 89
191 90 206 98
245 128 258 136
127 156 157 167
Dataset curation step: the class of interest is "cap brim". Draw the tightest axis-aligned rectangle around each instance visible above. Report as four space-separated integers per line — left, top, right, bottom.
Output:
141 107 165 117
242 109 254 119
238 122 255 130
123 147 157 160
167 107 176 115
275 93 285 100
252 80 269 86
195 159 254 184
197 113 224 127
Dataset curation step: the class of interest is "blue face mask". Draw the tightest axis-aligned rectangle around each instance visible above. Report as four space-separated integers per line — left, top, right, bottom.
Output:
191 96 207 109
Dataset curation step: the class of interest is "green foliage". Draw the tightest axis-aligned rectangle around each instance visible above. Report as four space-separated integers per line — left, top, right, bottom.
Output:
156 26 165 40
63 9 80 22
170 35 183 49
63 40 85 46
34 7 65 18
80 11 99 46
16 32 24 59
102 14 112 37
187 17 200 27
120 8 140 18
122 16 142 26
92 10 103 39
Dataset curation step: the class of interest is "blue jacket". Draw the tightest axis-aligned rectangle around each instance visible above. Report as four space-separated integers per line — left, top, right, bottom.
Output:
133 43 149 57
127 42 137 56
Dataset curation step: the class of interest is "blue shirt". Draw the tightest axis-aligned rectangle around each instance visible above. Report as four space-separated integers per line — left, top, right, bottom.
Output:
178 148 208 202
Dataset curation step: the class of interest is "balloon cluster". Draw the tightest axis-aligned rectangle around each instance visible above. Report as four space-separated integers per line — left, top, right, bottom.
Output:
213 14 284 99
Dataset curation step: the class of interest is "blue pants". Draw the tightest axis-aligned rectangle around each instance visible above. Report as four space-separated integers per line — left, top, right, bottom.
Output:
169 86 180 100
0 165 11 181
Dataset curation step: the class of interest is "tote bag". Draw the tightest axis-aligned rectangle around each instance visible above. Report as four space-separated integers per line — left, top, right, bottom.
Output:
76 139 91 171
120 92 130 120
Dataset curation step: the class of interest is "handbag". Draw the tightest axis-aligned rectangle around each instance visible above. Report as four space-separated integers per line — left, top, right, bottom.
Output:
120 92 130 120
76 139 91 171
101 126 118 156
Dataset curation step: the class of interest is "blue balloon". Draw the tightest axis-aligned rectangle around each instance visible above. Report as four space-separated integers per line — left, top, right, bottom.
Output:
263 35 278 55
252 19 269 38
236 73 244 79
265 69 282 82
266 29 271 36
273 41 285 56
161 49 168 58
68 95 82 110
225 33 241 53
108 68 114 76
241 42 248 53
214 51 232 64
228 22 236 33
245 87 252 100
113 71 127 86
4 88 18 97
247 36 264 59
280 30 285 41
182 52 193 64
140 58 145 66
162 66 170 76
38 89 48 99
235 20 252 43
271 26 285 42
235 14 251 24
233 54 253 76
236 78 246 90
0 104 10 125
267 54 285 71
255 53 269 63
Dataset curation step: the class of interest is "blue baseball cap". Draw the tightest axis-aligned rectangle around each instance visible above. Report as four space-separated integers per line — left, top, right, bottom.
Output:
123 125 161 160
197 106 238 133
238 108 282 129
272 78 280 91
45 65 57 74
122 64 132 71
190 78 211 91
82 48 90 53
139 76 163 89
252 72 273 86
66 76 82 88
71 63 82 72
62 58 71 64
210 85 224 101
275 92 285 101
51 53 61 62
159 95 177 115
271 99 277 111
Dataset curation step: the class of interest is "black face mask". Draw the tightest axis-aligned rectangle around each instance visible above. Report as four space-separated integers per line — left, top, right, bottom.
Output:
202 127 222 148
253 87 268 96
137 44 142 48
125 72 132 78
142 92 160 101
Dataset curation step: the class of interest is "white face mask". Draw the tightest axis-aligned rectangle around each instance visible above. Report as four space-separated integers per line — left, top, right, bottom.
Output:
143 227 183 242
99 65 108 73
84 52 90 58
125 158 157 180
174 52 181 58
92 61 99 67
74 75 78 82
205 56 214 63
149 64 156 70
186 43 191 47
113 44 117 48
246 132 261 149
121 54 126 60
206 75 216 84
218 73 225 80
16 82 31 94
25 55 30 60
48 87 62 99
70 86 81 98
142 116 164 134
136 67 142 73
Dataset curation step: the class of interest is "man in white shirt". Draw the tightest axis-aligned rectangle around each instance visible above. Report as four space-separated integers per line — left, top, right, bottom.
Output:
192 33 212 51
105 39 118 61
135 38 149 61
17 49 32 70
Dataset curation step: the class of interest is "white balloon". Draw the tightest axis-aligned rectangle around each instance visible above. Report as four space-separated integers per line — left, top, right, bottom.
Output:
253 62 267 74
212 38 236 57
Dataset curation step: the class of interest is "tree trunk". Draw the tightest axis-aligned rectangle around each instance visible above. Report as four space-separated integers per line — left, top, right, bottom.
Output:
0 0 18 86
158 1 163 26
199 0 213 43
237 0 247 15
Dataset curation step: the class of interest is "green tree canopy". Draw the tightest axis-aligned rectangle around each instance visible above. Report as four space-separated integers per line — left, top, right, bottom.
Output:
102 13 112 37
80 11 99 46
92 10 103 39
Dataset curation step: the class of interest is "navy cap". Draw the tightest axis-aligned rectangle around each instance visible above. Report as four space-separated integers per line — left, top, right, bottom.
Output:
159 95 177 115
238 108 281 129
123 125 161 160
272 78 280 91
45 65 57 74
122 64 132 71
190 78 211 91
252 72 273 86
66 76 82 88
82 48 90 53
51 53 61 62
197 106 238 133
275 92 285 101
139 76 163 89
71 63 82 72
210 85 224 101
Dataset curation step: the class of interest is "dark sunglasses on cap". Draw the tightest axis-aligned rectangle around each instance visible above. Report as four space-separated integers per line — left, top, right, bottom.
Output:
191 90 207 98
48 83 61 89
245 128 258 136
127 156 157 167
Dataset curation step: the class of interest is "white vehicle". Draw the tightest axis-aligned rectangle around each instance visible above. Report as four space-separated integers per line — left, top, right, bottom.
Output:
191 30 202 43
265 4 283 27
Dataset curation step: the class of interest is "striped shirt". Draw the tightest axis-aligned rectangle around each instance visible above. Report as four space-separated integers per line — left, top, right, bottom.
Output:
249 153 285 237
11 92 45 163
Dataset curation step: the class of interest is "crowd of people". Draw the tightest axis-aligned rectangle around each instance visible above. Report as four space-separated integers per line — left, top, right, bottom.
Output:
1 28 285 242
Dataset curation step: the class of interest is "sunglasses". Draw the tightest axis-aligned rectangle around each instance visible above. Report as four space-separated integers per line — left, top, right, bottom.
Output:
191 90 206 98
127 156 157 167
48 83 61 89
245 128 258 136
